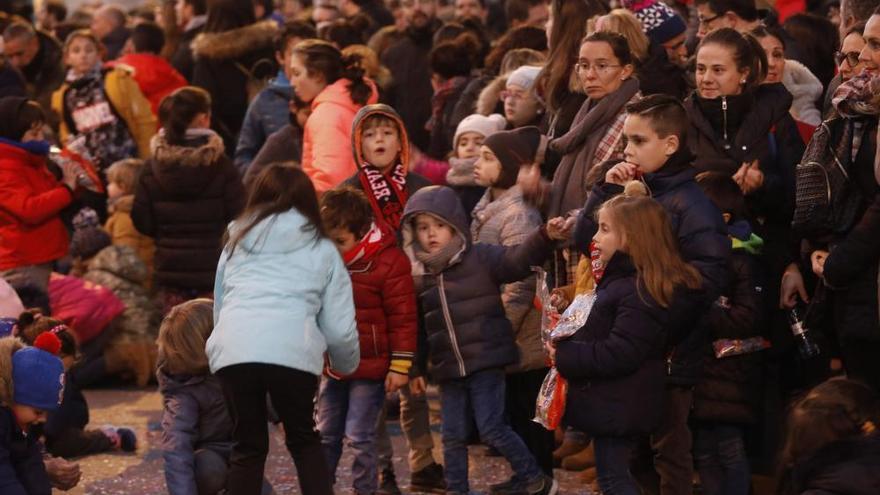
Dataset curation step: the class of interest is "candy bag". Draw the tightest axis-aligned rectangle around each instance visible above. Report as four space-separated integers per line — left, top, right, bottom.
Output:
713 337 771 358
534 367 567 429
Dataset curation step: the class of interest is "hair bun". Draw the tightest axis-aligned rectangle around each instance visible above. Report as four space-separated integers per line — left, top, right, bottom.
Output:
34 332 62 356
624 180 649 197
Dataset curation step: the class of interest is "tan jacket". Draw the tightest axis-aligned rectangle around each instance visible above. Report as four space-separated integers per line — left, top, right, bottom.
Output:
105 195 155 285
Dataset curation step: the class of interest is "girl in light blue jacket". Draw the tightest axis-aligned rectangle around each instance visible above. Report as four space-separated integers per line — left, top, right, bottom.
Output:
206 163 359 495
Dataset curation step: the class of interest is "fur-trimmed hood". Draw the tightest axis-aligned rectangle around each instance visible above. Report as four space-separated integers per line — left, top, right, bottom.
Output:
0 337 25 407
783 59 823 126
149 129 229 194
191 20 278 62
477 75 507 116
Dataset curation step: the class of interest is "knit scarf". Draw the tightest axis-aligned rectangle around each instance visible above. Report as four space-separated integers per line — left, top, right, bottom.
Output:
548 78 641 217
343 222 387 267
414 231 465 274
359 162 409 230
832 71 880 118
446 156 478 186
426 76 468 132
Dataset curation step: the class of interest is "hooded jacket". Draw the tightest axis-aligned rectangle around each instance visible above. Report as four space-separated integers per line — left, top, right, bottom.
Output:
0 139 72 271
302 78 379 194
784 434 880 495
104 194 156 281
109 53 188 116
207 209 360 376
131 130 245 291
158 370 233 495
400 186 553 381
234 72 293 174
191 20 279 151
0 337 52 495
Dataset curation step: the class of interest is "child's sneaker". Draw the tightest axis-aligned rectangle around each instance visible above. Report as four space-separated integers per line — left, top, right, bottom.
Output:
489 476 525 494
410 462 446 493
377 468 402 495
525 475 558 495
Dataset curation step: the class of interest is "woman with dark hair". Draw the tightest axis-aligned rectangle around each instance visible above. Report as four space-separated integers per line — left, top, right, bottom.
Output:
191 0 279 152
289 39 378 194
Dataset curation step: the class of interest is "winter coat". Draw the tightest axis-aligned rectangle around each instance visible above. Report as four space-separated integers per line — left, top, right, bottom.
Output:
207 209 360 376
170 19 206 82
302 78 379 194
19 30 64 121
42 373 89 453
0 337 51 495
638 43 692 101
48 272 125 344
108 53 188 116
51 66 158 159
340 228 418 381
82 246 162 344
100 26 131 61
470 186 546 372
783 60 823 127
574 150 729 385
131 130 245 291
159 370 233 495
475 74 506 117
104 195 156 281
0 141 72 271
0 62 26 100
245 123 304 186
451 73 494 128
427 76 471 159
191 20 279 152
693 233 766 425
234 71 293 174
785 434 880 495
555 253 668 437
400 186 554 381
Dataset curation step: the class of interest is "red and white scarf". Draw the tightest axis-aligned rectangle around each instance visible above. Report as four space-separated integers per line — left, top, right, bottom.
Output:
359 162 409 231
343 222 388 267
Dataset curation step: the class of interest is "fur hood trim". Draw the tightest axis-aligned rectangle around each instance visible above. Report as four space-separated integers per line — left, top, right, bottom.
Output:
191 20 278 61
477 75 507 116
783 59 823 126
150 129 226 168
0 337 25 407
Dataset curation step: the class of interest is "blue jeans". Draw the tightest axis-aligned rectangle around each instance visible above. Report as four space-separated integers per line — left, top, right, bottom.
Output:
694 423 750 495
317 377 386 493
594 436 640 495
439 368 543 493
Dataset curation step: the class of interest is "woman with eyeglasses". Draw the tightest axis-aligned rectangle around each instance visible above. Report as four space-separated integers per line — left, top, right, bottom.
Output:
822 22 867 115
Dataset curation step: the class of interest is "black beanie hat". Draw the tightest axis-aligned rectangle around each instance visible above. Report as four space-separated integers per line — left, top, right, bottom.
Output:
482 126 543 189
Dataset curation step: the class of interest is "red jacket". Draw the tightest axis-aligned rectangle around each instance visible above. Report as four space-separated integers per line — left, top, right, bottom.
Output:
334 230 417 381
0 142 72 271
48 272 125 344
109 54 187 116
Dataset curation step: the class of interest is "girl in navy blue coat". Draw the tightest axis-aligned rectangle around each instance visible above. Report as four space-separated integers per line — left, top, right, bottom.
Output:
552 195 702 495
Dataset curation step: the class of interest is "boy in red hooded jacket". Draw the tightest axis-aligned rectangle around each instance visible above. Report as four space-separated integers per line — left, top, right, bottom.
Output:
317 187 417 495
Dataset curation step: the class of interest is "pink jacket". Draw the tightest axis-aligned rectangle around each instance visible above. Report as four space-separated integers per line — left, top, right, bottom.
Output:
301 78 378 194
48 272 125 344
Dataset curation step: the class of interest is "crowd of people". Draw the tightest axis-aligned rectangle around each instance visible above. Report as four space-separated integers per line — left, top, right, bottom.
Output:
0 0 879 493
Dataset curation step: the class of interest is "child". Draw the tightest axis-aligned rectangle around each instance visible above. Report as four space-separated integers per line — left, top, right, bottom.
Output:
553 195 703 494
104 158 155 282
400 185 561 495
51 30 156 171
317 188 417 494
0 332 65 494
445 113 507 220
206 163 359 495
573 94 730 494
158 299 234 495
343 104 432 232
471 126 555 483
131 87 244 314
15 313 136 458
778 378 880 495
502 65 544 129
692 171 766 495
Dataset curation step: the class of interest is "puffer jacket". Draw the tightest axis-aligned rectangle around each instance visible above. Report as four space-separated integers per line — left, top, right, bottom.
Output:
338 226 417 381
574 150 729 385
245 123 304 186
555 253 669 436
302 78 379 194
470 186 546 372
108 53 187 116
783 434 880 495
234 71 293 174
132 129 244 290
48 272 125 344
0 337 52 495
82 246 161 344
400 186 553 381
158 370 233 495
0 140 72 271
104 194 155 281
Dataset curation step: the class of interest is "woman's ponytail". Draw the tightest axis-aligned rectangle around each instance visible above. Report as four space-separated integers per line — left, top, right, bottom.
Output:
293 39 373 106
342 52 373 106
158 86 212 146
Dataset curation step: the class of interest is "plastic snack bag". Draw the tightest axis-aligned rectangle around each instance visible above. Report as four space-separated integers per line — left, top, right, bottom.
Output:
713 337 771 358
534 367 567 429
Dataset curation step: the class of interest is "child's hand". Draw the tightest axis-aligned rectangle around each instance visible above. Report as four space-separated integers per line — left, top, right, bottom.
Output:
546 216 574 241
605 162 639 185
44 456 81 490
409 376 427 396
549 288 570 312
517 163 542 200
385 372 409 393
733 160 763 194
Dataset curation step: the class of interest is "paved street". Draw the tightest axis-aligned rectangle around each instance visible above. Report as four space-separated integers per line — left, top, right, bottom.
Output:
65 389 592 494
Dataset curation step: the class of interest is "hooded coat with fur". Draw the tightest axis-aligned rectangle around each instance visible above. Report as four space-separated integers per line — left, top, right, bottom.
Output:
131 130 245 291
191 21 279 152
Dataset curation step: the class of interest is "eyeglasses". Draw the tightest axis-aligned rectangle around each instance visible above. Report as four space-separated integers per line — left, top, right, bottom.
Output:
573 61 621 74
835 50 861 66
698 14 721 26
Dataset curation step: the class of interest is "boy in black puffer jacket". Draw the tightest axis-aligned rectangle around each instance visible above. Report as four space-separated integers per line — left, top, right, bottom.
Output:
573 94 730 494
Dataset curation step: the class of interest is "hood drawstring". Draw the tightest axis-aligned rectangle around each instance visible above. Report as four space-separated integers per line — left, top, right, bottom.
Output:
722 96 730 150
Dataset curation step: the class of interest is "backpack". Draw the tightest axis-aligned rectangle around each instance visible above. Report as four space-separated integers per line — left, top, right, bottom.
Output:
791 117 865 238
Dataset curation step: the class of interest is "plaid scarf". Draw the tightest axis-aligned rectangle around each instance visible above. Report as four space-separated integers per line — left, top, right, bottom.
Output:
593 110 628 168
359 162 409 231
832 71 880 118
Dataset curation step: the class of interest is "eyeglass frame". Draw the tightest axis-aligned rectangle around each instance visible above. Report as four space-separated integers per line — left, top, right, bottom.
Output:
573 61 623 75
835 50 861 67
697 13 722 27
499 89 535 102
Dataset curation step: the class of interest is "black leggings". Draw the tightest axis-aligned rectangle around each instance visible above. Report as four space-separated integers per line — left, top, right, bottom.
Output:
217 363 332 495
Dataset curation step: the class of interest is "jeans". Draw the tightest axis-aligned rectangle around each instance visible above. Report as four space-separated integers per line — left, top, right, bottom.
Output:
376 383 436 472
217 363 332 495
594 436 640 495
317 377 386 493
650 386 694 495
439 368 543 493
693 423 750 495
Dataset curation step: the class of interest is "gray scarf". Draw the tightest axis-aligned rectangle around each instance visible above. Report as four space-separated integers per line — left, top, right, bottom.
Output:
414 234 465 274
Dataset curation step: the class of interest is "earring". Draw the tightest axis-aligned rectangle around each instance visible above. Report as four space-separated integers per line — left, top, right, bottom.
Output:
741 79 746 84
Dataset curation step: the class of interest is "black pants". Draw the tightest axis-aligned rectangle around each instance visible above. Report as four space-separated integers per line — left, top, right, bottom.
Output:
840 339 880 392
507 368 555 476
217 363 332 495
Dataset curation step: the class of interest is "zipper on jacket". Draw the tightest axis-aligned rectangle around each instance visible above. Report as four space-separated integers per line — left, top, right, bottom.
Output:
372 325 380 356
721 96 729 148
438 274 467 377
